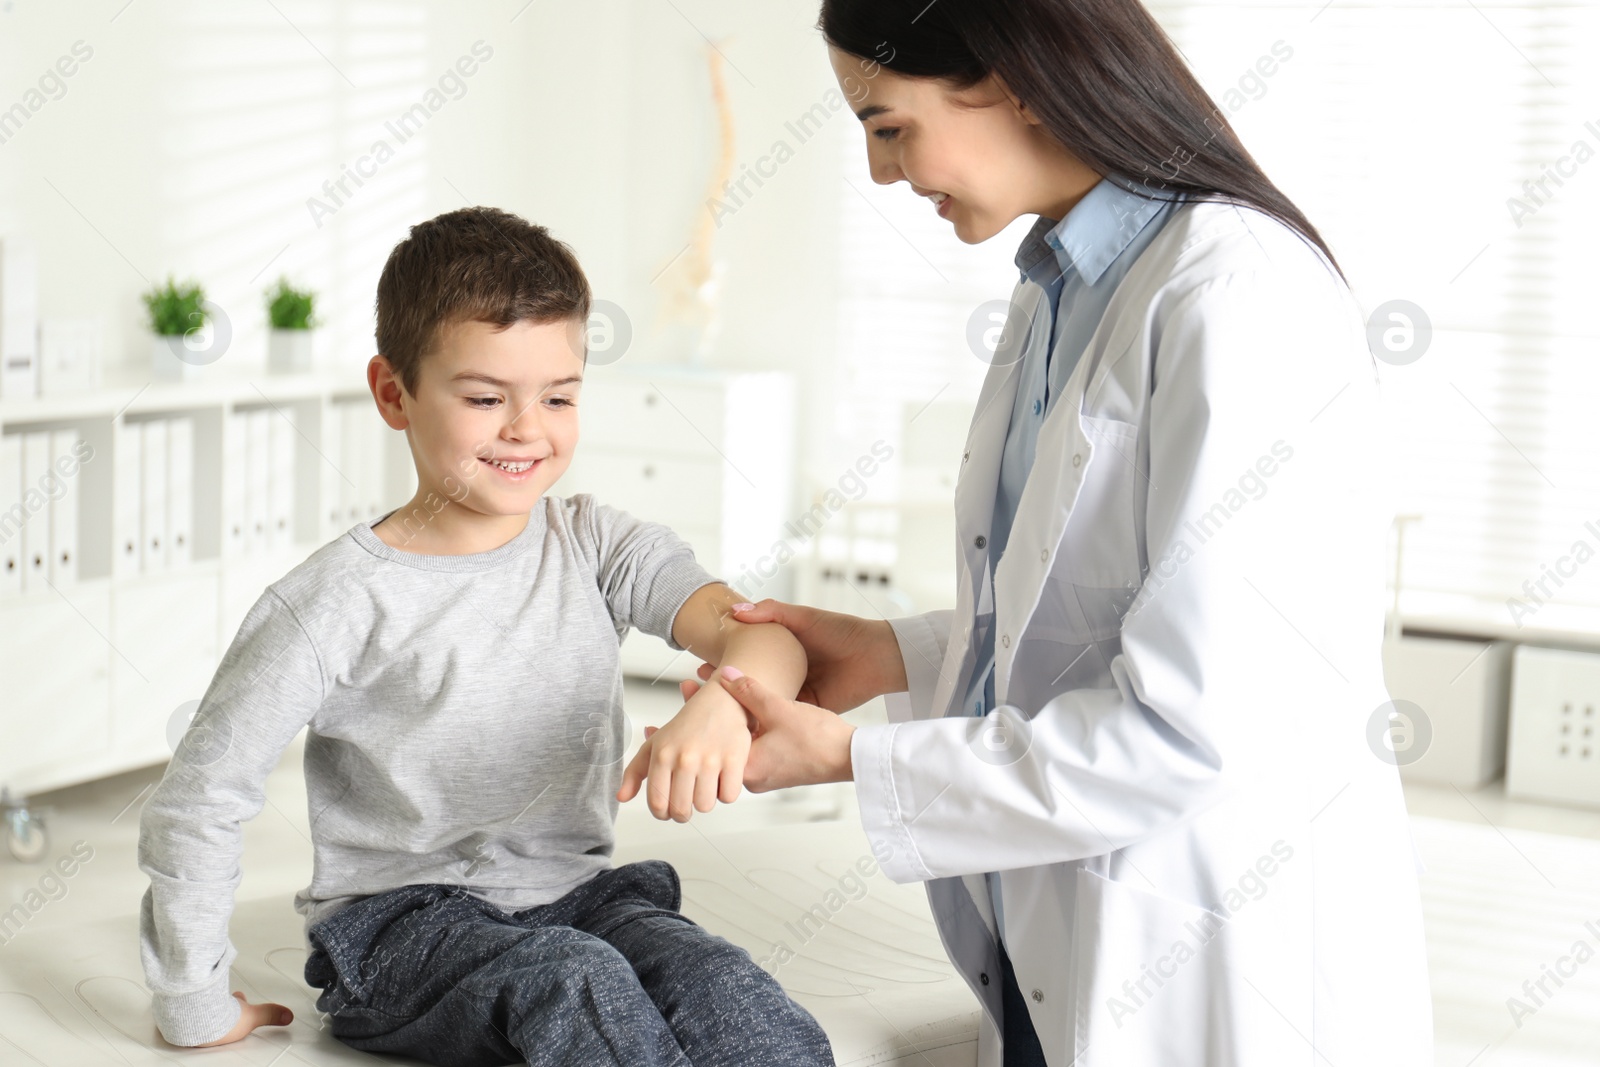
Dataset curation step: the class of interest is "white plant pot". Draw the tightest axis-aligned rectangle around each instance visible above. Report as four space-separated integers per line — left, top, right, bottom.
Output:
267 328 315 375
150 334 204 382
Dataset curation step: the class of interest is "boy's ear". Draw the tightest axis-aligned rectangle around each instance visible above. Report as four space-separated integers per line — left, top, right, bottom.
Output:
369 354 411 430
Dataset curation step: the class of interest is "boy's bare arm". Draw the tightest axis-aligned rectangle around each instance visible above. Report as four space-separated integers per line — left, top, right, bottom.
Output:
616 583 805 820
671 583 806 698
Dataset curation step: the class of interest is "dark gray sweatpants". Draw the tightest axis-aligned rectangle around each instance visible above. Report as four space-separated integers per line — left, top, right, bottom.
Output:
304 860 834 1066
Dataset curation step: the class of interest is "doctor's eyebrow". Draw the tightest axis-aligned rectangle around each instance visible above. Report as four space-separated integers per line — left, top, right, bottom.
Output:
855 104 892 121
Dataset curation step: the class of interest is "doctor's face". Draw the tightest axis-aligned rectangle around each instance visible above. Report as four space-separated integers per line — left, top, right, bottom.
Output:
828 46 1099 243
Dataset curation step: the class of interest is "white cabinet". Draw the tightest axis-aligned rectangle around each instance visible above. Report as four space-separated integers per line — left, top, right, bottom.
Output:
1380 634 1511 787
0 371 407 796
0 583 111 787
558 366 796 681
1506 645 1600 808
110 570 222 765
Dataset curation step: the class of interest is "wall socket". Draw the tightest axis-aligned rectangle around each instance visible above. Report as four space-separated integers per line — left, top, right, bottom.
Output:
1506 645 1600 808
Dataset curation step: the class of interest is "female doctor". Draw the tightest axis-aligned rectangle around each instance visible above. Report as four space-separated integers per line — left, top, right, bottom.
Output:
683 1 1434 1064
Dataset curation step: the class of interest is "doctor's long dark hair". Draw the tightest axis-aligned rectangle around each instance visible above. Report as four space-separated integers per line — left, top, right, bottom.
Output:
820 0 1347 285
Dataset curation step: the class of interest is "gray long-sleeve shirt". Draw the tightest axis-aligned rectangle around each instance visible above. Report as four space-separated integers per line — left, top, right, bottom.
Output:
137 494 719 1046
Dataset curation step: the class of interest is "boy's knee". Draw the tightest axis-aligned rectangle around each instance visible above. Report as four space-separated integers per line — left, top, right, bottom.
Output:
503 929 640 997
495 932 684 1062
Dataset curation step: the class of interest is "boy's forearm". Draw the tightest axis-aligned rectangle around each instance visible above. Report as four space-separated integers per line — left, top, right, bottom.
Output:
671 583 805 699
709 620 806 698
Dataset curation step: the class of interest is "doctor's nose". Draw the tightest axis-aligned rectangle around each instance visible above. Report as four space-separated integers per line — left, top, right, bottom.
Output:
866 144 904 186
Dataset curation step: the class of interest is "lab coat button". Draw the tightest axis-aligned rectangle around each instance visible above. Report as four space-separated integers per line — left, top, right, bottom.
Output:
1072 453 1082 467
1031 989 1044 1003
980 972 990 986
1040 549 1048 562
974 535 987 549
963 451 970 463
1001 634 1011 648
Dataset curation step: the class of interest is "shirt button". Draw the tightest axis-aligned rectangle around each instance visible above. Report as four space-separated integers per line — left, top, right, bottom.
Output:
980 972 991 986
974 535 987 549
1032 398 1042 416
1032 989 1044 1003
1072 453 1082 467
1040 549 1048 562
963 451 970 463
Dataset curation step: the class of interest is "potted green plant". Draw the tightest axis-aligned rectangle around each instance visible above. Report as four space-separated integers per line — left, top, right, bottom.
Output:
142 276 209 381
265 277 318 374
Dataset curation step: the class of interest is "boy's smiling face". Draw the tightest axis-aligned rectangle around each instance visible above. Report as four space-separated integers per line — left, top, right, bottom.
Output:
381 315 586 524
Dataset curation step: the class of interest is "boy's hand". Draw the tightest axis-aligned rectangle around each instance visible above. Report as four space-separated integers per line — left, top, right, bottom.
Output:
186 991 293 1047
616 678 755 822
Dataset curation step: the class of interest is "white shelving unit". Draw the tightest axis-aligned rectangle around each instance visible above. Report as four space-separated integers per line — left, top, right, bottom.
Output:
0 368 412 803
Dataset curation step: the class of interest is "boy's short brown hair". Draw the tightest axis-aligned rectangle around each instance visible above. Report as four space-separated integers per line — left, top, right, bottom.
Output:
375 206 591 398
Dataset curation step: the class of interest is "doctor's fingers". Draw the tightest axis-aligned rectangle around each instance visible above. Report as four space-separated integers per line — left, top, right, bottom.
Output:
726 598 783 623
717 667 784 723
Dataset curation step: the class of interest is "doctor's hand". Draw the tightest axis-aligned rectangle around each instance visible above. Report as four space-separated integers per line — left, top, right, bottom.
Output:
681 667 856 791
694 600 906 713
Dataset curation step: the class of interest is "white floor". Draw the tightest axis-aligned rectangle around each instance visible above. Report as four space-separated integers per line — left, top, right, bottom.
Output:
2 680 1598 1065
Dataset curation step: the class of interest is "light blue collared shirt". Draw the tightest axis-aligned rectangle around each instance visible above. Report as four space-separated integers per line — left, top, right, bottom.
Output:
968 177 1184 945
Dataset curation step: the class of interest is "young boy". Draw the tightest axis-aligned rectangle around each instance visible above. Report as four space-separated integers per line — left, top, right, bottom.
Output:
136 206 834 1066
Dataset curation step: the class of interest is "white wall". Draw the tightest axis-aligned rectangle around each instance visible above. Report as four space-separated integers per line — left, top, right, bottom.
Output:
0 0 843 461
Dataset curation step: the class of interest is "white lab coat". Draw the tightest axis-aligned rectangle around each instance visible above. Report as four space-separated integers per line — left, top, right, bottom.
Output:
851 199 1433 1066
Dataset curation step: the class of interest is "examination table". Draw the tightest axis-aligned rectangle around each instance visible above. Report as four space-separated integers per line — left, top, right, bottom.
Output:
14 820 981 1065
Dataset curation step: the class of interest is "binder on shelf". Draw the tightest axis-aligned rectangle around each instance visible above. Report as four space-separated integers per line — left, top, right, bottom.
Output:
140 418 169 573
321 400 344 538
222 410 247 560
267 407 296 552
1 433 22 595
245 409 269 556
168 417 193 568
48 428 79 586
19 430 50 590
113 418 142 577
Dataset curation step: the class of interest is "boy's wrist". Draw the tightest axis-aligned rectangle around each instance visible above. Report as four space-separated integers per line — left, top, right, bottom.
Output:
152 978 242 1047
689 676 747 719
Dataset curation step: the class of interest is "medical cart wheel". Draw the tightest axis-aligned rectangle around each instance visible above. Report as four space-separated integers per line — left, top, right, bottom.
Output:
1 789 48 863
